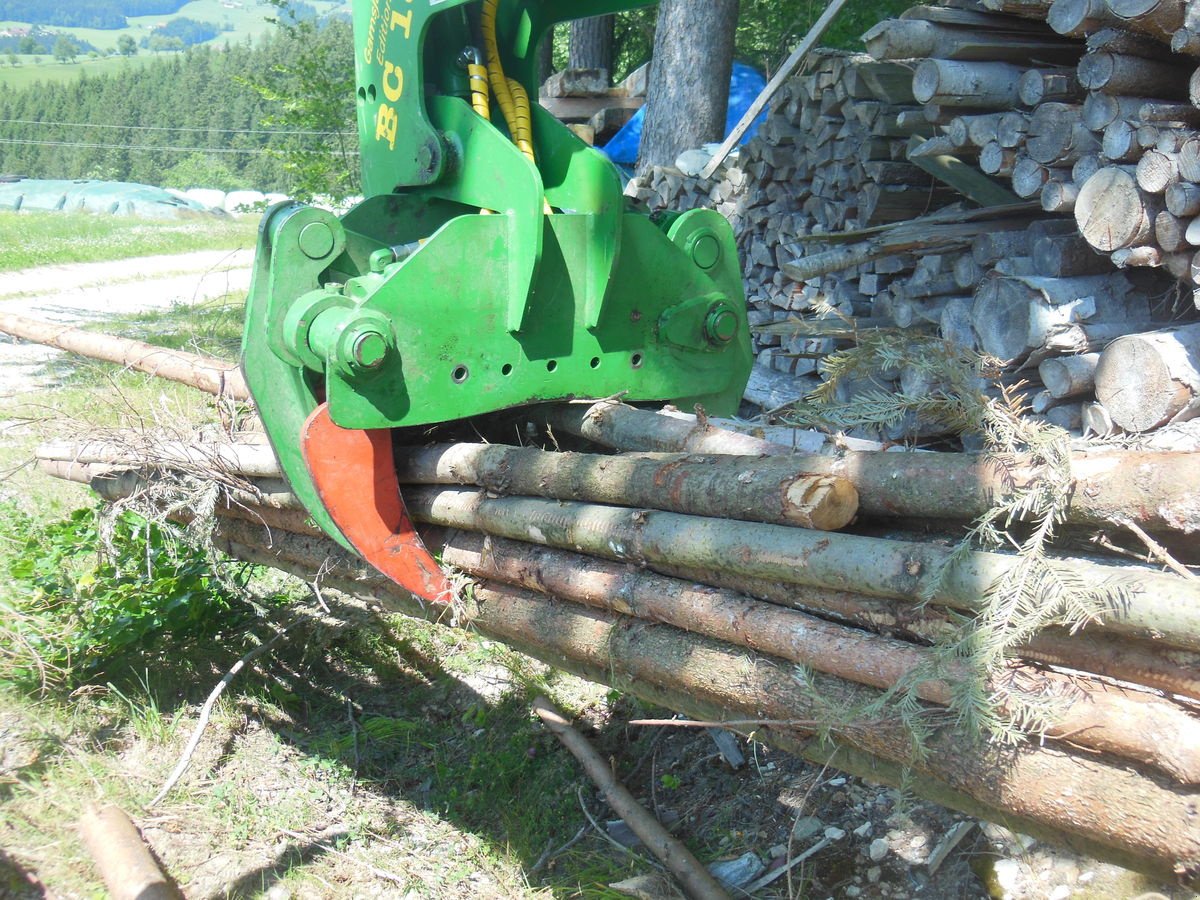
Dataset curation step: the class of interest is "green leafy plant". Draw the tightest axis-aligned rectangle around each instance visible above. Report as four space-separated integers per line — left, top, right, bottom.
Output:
0 502 249 690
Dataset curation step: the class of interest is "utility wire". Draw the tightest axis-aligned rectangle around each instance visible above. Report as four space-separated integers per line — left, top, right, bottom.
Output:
0 118 346 136
0 137 359 155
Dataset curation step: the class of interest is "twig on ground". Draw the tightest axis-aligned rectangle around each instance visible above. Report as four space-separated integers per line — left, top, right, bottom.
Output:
744 834 835 894
536 697 730 900
576 786 651 862
1114 517 1198 581
147 625 291 807
530 824 590 875
628 719 820 730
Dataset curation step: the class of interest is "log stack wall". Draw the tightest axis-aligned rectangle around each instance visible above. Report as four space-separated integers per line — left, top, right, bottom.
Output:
624 3 1200 441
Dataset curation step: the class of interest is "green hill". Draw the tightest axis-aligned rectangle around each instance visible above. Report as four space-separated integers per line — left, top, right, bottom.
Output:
0 0 348 80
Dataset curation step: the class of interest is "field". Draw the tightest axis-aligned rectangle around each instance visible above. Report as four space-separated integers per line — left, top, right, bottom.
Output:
0 208 258 271
0 0 349 88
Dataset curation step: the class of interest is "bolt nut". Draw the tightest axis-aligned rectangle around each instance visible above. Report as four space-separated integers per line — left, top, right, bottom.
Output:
704 305 739 345
349 329 389 369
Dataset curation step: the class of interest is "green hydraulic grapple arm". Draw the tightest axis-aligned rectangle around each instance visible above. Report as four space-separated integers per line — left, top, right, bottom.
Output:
242 0 753 600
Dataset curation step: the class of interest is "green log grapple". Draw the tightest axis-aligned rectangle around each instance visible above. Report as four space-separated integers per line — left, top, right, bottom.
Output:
242 0 752 600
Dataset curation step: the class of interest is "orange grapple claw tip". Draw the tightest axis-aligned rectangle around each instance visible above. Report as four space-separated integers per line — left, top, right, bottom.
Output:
301 403 451 602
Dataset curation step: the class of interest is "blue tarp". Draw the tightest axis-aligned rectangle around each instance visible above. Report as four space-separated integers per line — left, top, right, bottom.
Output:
0 178 212 219
600 62 769 166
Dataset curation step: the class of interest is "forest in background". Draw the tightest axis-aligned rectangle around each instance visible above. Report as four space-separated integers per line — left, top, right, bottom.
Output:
0 1 910 198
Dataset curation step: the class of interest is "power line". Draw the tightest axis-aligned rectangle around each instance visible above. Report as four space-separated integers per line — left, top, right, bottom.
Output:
0 136 359 155
0 117 347 136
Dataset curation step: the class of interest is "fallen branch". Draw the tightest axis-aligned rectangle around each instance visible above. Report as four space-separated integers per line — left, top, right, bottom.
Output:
0 312 249 400
534 697 731 900
148 625 291 807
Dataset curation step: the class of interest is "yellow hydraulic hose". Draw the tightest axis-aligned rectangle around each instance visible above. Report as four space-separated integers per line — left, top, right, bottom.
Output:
482 0 550 212
481 0 521 148
506 76 536 164
467 60 491 121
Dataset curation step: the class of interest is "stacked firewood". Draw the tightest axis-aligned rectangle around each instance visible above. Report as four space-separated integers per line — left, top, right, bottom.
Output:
627 5 1200 440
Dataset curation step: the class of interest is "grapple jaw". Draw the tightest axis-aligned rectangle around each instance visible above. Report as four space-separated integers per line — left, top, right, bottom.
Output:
301 404 452 601
240 0 753 598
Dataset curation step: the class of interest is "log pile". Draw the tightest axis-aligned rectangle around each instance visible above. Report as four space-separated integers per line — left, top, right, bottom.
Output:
32 397 1200 884
539 65 646 146
624 4 1200 440
6 306 1200 881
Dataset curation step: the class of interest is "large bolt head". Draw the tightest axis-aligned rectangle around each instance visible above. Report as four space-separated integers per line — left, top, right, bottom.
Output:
298 222 336 260
350 329 389 369
704 305 739 345
690 233 721 270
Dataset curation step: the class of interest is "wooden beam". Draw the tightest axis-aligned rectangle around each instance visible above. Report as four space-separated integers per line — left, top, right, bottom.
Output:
906 135 1022 207
700 0 854 179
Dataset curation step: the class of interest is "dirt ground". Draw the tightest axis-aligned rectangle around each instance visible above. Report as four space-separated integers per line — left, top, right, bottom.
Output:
0 614 1193 900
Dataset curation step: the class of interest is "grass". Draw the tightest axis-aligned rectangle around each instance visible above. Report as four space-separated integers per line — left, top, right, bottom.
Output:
0 0 350 89
0 219 878 898
0 53 148 88
0 209 258 272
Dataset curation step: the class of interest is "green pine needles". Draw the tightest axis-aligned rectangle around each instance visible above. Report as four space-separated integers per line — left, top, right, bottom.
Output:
780 330 1129 745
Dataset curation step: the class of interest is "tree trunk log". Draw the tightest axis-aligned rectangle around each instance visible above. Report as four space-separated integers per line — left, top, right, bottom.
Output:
1166 179 1200 215
1018 68 1084 105
637 0 736 172
401 486 1200 650
1032 231 1113 275
0 312 249 400
1107 0 1187 40
912 59 1029 108
44 460 1200 705
1136 149 1180 192
568 15 614 73
217 526 1200 884
78 806 180 900
532 400 1200 534
1095 323 1200 431
394 442 857 531
1048 0 1120 35
1076 167 1162 251
1039 352 1102 397
1027 103 1099 166
1077 51 1190 97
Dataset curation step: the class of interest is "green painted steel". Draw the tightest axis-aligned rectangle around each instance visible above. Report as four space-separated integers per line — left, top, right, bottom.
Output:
242 0 753 552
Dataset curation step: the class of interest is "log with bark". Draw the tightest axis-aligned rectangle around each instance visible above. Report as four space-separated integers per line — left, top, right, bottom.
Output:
60 483 1200 884
34 452 1200 882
